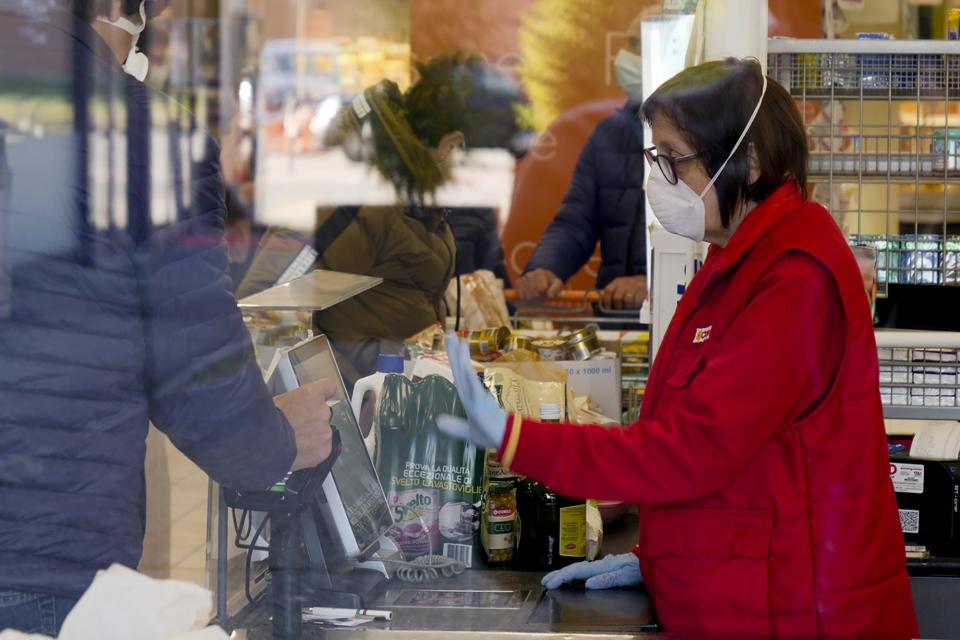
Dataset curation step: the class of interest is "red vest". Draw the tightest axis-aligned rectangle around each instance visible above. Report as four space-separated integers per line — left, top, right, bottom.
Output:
638 184 918 638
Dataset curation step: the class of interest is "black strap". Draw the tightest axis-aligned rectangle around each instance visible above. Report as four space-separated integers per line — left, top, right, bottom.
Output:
315 205 361 258
625 188 644 277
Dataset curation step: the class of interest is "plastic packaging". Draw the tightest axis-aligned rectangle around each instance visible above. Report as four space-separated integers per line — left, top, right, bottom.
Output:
376 375 484 566
350 353 406 459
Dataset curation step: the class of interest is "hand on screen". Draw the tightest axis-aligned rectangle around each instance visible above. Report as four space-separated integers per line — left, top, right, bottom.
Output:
275 379 337 471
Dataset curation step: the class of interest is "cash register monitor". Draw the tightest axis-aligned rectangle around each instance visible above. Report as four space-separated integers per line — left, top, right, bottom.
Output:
273 335 393 559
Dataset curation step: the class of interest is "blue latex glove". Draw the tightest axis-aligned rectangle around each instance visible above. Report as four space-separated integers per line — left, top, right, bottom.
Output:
541 553 643 590
436 334 507 451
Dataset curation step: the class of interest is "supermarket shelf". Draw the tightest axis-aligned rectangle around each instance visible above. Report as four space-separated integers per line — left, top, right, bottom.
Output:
767 38 959 292
876 330 960 349
769 39 960 102
788 88 960 101
810 173 960 184
770 39 960 56
809 152 959 177
883 406 960 420
845 214 960 227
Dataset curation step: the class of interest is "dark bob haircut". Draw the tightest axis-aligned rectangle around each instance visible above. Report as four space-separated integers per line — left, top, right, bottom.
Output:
641 58 808 227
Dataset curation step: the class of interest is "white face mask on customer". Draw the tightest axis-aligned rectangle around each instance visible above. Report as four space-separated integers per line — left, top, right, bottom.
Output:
615 49 644 97
645 74 768 243
97 1 149 81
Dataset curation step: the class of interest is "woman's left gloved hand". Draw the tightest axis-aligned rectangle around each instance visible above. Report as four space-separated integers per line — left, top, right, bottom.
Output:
436 334 507 450
541 553 643 590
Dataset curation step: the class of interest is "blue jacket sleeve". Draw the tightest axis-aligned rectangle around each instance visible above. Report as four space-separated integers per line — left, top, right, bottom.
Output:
523 128 600 282
138 135 296 491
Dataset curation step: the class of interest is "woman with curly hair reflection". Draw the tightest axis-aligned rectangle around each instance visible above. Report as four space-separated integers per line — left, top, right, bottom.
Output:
314 54 481 386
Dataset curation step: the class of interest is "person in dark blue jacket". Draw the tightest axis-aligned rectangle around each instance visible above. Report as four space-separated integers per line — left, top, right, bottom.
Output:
0 2 334 635
516 19 648 310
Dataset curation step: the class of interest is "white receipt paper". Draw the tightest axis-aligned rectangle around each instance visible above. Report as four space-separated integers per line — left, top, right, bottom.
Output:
909 421 960 460
303 606 392 627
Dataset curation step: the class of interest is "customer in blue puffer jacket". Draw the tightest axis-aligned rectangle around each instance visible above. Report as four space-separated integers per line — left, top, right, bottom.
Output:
0 2 334 635
516 16 648 311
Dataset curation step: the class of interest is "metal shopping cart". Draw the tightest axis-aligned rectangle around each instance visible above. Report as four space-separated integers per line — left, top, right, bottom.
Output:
503 289 650 425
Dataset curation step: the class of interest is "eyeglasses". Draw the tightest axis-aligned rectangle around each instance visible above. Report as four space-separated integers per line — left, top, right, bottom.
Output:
643 146 702 185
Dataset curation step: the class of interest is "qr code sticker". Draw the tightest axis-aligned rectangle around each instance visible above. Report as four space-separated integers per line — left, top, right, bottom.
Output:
899 509 920 535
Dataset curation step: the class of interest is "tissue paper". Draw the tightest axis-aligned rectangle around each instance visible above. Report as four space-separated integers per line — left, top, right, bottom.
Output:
0 565 228 640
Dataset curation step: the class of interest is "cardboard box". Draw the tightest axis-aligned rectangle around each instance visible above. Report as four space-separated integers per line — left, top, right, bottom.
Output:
554 354 621 421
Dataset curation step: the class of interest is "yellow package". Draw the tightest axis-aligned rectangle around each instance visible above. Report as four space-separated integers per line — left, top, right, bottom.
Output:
483 363 568 421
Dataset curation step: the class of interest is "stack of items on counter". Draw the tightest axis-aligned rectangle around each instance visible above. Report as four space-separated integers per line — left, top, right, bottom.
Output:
361 324 620 573
464 325 605 363
480 362 602 570
409 323 625 421
462 327 606 569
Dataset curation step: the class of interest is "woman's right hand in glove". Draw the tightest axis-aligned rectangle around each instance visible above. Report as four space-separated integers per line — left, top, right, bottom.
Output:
435 334 508 451
541 552 643 590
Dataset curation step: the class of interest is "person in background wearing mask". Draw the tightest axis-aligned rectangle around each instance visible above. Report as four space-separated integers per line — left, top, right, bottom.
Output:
438 59 918 638
0 2 335 634
515 12 648 310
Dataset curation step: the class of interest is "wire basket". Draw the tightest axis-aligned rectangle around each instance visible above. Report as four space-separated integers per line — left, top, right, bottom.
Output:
769 50 960 99
858 235 960 287
767 41 960 298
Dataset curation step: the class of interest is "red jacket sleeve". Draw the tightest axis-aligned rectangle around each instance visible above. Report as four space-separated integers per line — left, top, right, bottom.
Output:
498 255 843 506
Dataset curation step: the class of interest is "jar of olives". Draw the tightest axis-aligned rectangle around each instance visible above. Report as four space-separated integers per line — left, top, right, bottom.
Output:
482 481 516 564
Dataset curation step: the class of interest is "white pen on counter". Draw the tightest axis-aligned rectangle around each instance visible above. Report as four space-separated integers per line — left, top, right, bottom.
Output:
304 606 392 621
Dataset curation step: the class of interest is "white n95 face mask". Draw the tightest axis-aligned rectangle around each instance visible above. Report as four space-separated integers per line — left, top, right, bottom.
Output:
97 1 149 81
614 49 644 97
645 74 768 243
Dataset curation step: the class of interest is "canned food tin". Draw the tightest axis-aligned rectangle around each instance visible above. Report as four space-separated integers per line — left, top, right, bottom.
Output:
476 327 511 350
565 325 603 362
503 335 533 352
469 333 497 357
531 337 571 361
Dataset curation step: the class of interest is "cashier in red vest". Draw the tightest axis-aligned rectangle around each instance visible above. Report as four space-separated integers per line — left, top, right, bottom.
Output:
438 58 919 639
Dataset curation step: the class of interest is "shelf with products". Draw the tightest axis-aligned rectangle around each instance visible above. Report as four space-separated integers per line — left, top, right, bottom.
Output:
769 39 960 101
769 39 960 294
876 331 960 422
806 126 960 179
810 172 959 183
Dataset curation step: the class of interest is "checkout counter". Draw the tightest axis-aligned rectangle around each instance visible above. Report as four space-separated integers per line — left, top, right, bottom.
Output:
227 518 657 640
225 272 656 640
223 273 960 640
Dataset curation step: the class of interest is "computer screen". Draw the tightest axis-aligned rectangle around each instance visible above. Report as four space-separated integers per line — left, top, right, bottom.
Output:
280 335 394 557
